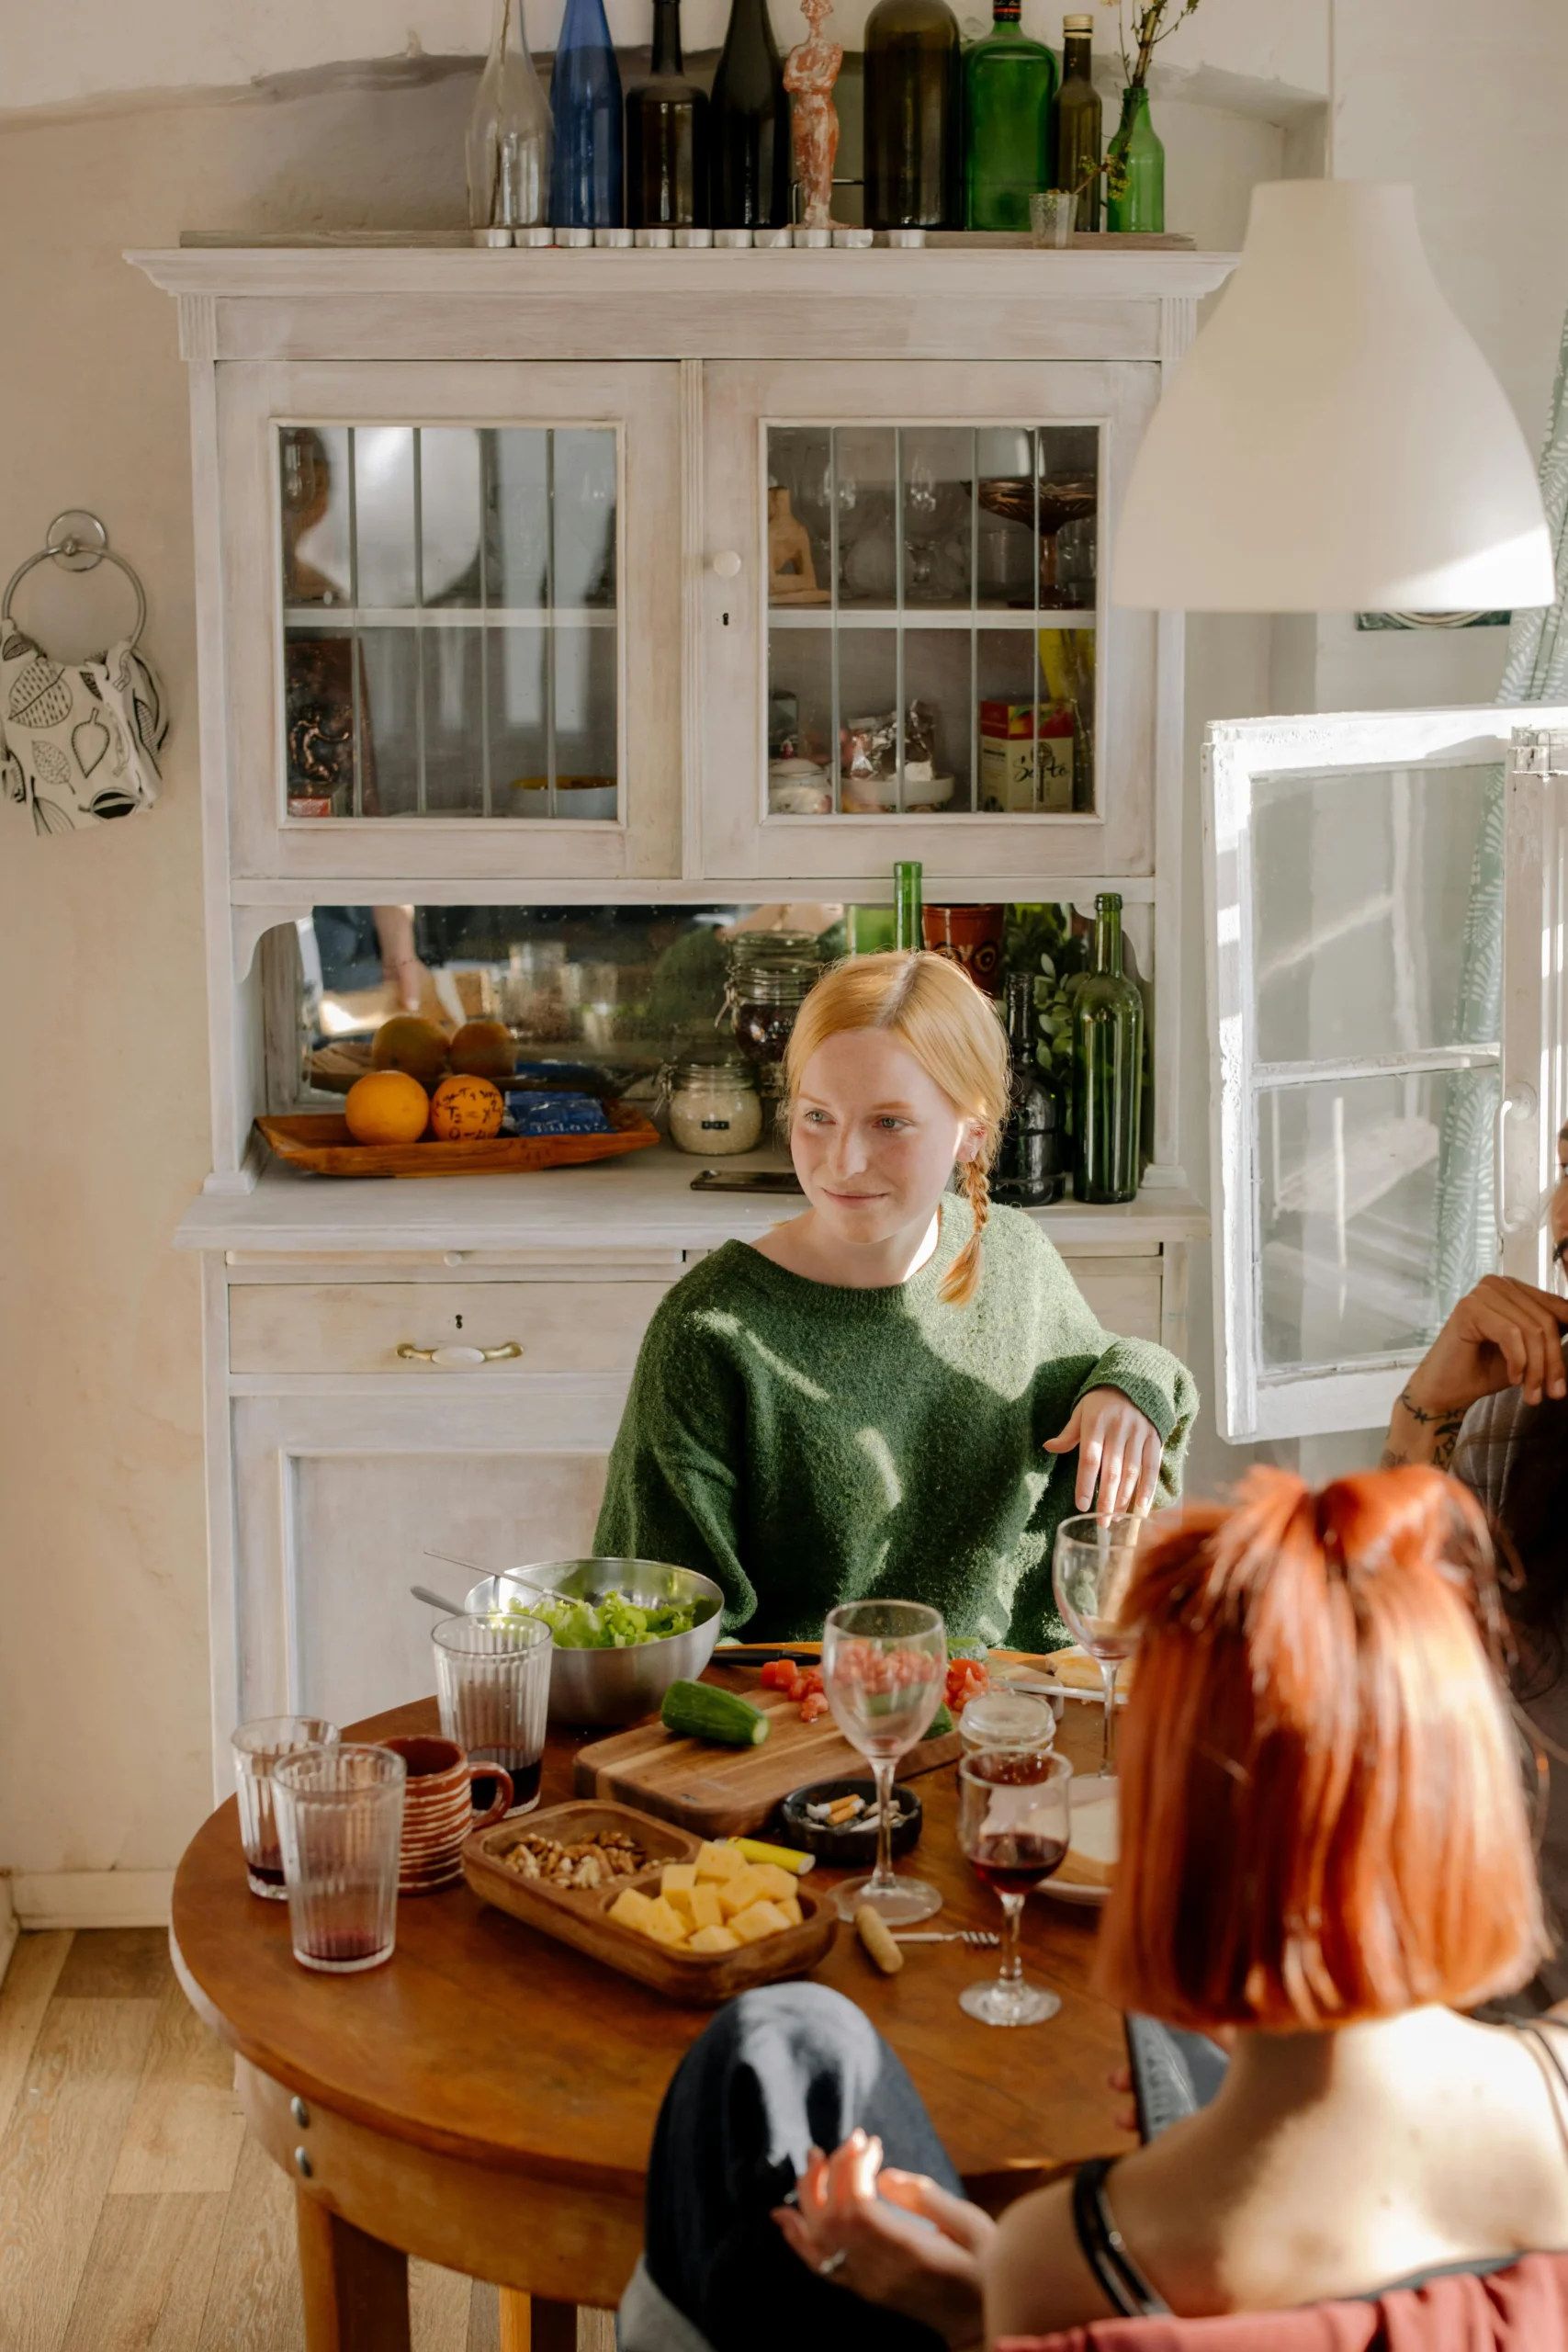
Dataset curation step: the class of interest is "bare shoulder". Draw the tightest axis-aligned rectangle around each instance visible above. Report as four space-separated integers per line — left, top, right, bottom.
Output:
984 2174 1118 2341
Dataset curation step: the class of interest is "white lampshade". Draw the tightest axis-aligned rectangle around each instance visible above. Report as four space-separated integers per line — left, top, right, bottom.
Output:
1113 180 1556 613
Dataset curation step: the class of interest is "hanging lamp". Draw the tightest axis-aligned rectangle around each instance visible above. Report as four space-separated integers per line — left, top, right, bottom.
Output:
1112 6 1553 613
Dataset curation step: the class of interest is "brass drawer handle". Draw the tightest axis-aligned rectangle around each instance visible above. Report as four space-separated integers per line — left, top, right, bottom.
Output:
395 1341 525 1367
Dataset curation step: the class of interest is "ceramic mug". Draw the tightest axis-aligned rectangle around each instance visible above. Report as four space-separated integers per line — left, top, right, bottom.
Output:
922 904 1006 997
381 1735 513 1895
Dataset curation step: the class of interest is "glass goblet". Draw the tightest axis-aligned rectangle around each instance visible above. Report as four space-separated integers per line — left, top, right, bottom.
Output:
1052 1511 1143 1784
821 1600 946 1925
956 1748 1072 2026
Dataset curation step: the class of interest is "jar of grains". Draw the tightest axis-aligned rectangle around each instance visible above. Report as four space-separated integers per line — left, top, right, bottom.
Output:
732 958 818 1095
665 1057 764 1156
958 1690 1060 1755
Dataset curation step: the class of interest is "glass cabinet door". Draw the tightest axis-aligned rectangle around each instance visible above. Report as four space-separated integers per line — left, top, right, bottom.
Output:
701 361 1157 883
220 362 681 884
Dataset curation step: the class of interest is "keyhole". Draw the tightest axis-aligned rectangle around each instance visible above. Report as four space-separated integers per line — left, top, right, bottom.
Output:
455 1313 464 1331
722 611 730 627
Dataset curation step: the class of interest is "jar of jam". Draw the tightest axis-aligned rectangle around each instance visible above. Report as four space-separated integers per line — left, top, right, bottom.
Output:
732 958 818 1095
721 933 821 1029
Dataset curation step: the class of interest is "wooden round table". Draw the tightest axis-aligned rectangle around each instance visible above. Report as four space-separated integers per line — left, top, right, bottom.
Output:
172 1695 1130 2352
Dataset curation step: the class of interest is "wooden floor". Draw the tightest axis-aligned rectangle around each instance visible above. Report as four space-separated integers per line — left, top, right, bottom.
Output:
0 1928 614 2352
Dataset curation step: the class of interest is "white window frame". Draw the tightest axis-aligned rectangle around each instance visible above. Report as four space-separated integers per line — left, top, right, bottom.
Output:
1203 704 1568 1444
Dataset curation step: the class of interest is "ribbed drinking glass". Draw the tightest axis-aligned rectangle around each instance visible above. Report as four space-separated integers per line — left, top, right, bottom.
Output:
432 1612 553 1815
231 1717 340 1900
272 1745 406 1973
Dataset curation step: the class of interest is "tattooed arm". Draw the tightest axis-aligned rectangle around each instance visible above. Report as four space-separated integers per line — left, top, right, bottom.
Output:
1382 1275 1568 1472
1382 1387 1469 1471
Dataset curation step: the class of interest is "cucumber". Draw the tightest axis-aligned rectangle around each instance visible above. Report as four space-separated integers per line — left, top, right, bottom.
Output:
660 1679 771 1747
929 1702 953 1737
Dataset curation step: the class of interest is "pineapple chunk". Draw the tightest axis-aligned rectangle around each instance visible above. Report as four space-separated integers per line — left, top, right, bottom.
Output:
687 1925 741 1954
716 1866 774 1919
694 1840 746 1883
661 1862 698 1896
640 1895 690 1947
729 1899 791 1944
608 1888 657 1933
687 1883 724 1933
747 1863 801 1905
779 1895 803 1928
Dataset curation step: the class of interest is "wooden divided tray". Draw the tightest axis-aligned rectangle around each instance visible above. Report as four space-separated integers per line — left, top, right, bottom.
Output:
254 1100 659 1180
463 1800 837 2005
572 1663 962 1838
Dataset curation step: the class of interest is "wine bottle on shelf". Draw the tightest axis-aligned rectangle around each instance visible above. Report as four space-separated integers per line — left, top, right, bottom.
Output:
863 0 962 232
993 974 1066 1205
894 861 924 951
550 0 624 228
709 0 791 228
468 0 553 232
1071 892 1143 1204
1107 83 1164 233
626 0 709 227
963 0 1057 233
1053 12 1101 232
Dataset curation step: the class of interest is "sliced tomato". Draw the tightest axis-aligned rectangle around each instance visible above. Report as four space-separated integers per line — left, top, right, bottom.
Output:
760 1658 800 1691
798 1689 830 1724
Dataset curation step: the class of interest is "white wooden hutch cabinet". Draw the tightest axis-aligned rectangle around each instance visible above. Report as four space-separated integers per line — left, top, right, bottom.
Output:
132 241 1235 1781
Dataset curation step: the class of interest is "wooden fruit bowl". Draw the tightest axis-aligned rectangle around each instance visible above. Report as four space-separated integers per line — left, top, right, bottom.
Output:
463 1800 837 2006
254 1099 660 1179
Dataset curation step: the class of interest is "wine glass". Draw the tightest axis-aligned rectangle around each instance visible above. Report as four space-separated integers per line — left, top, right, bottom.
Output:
821 1600 947 1925
1052 1512 1143 1784
956 1749 1073 2026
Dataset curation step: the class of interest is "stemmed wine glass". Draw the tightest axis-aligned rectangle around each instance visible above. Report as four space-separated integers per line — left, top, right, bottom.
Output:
821 1600 947 1925
1052 1512 1144 1784
956 1748 1073 2026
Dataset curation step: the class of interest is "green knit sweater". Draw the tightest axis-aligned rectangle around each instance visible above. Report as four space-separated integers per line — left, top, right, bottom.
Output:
594 1198 1199 1654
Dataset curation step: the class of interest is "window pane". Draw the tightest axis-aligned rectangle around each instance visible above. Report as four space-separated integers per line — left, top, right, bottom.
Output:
489 429 551 607
1251 763 1499 1064
352 428 419 609
417 430 485 609
280 427 351 609
1258 1067 1500 1374
489 628 549 816
552 430 617 609
901 426 974 611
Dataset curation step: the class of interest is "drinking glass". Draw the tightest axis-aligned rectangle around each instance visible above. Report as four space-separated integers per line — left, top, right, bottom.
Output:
231 1717 340 1899
821 1600 946 1925
956 1748 1072 2026
272 1744 406 1973
1029 189 1074 248
1052 1511 1143 1783
433 1612 553 1814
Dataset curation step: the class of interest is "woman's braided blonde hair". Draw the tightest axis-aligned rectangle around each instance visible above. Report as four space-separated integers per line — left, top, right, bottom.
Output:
783 950 1010 1307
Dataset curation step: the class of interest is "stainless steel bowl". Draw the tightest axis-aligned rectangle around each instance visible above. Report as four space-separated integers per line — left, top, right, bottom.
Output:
461 1557 725 1727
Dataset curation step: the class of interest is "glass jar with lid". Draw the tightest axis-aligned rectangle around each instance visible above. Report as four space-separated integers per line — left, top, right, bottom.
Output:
720 932 821 1027
732 957 818 1095
958 1689 1059 1755
663 1055 764 1157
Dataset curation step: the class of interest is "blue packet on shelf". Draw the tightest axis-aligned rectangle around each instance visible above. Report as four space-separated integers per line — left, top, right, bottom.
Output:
505 1090 614 1138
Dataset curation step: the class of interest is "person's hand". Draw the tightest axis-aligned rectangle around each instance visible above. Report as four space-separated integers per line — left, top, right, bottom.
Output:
1382 1275 1568 1470
1043 1386 1163 1516
773 2130 995 2347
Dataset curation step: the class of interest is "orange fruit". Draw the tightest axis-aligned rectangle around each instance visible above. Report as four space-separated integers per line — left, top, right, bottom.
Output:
344 1070 431 1146
371 1014 448 1085
429 1074 505 1141
449 1019 515 1082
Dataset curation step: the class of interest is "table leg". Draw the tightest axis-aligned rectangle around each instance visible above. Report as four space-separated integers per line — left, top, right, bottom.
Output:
295 2188 412 2352
499 2290 580 2352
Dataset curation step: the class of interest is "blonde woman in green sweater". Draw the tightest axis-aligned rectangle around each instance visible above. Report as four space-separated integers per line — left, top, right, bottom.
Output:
595 952 1198 1653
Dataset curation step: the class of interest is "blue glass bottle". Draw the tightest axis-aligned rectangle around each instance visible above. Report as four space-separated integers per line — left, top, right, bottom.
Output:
550 0 624 228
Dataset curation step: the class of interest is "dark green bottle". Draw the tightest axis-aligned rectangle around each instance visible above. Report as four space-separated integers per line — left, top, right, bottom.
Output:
1054 13 1101 232
1107 83 1163 232
894 860 924 950
626 0 709 227
993 973 1066 1204
1071 891 1142 1202
963 0 1057 232
863 0 962 231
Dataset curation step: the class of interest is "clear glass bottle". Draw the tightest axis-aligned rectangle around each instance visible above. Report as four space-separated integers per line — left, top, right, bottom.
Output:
963 0 1057 233
709 0 791 228
863 0 962 231
994 972 1066 1205
1107 83 1163 233
468 0 553 232
895 860 924 951
626 0 709 226
550 0 624 229
1071 891 1143 1204
1053 13 1101 232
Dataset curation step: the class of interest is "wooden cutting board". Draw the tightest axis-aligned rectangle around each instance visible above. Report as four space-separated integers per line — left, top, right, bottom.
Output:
571 1662 961 1838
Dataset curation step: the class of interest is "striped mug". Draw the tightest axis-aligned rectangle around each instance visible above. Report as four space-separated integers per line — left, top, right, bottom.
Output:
381 1735 513 1894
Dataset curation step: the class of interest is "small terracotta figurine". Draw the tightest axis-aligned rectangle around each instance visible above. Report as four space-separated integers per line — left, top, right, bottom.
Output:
784 0 843 232
768 486 829 604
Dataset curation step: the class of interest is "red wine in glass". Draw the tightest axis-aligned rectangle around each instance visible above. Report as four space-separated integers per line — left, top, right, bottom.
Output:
957 1747 1072 2026
968 1834 1068 1896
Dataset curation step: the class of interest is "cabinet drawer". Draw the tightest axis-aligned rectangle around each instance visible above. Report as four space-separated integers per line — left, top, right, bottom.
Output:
1058 1256 1163 1346
229 1283 670 1375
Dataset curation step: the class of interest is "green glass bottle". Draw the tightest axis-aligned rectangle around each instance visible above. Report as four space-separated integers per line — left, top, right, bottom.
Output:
1071 891 1142 1202
1107 83 1163 233
1053 13 1100 232
963 0 1057 233
863 0 963 231
894 860 924 950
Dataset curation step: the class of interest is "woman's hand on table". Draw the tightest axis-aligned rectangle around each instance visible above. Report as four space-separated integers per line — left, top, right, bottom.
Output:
773 2129 996 2347
1043 1387 1163 1516
1381 1275 1568 1471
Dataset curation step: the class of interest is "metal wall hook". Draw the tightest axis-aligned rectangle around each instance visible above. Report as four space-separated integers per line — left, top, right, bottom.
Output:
2 510 148 650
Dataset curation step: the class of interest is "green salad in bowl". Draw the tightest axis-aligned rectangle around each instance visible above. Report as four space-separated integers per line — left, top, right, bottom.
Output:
502 1590 701 1650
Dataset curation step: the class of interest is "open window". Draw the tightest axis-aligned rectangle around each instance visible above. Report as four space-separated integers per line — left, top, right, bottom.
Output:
1203 707 1568 1442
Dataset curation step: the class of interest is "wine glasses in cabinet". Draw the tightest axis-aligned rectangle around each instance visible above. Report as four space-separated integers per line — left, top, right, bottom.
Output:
955 1748 1072 2026
1051 1511 1142 1785
821 1600 947 1925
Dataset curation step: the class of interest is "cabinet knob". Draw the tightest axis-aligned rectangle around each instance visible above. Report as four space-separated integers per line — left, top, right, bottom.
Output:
710 550 742 580
395 1341 525 1367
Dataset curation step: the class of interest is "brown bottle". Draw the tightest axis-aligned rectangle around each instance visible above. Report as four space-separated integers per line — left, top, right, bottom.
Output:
863 0 962 231
1054 12 1101 232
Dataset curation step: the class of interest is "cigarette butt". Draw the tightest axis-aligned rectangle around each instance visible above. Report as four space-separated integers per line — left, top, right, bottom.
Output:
855 1905 904 1975
825 1795 863 1826
730 1837 816 1876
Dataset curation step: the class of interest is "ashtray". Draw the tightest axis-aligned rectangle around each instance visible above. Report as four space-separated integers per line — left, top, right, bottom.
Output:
775 1778 923 1866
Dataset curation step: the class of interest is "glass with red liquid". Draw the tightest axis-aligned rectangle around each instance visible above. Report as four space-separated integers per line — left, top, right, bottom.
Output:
955 1748 1072 2026
231 1716 340 1899
272 1744 406 1973
432 1611 552 1814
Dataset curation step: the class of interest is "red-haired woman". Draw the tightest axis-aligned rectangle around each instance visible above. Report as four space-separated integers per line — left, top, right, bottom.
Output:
622 1468 1568 2352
